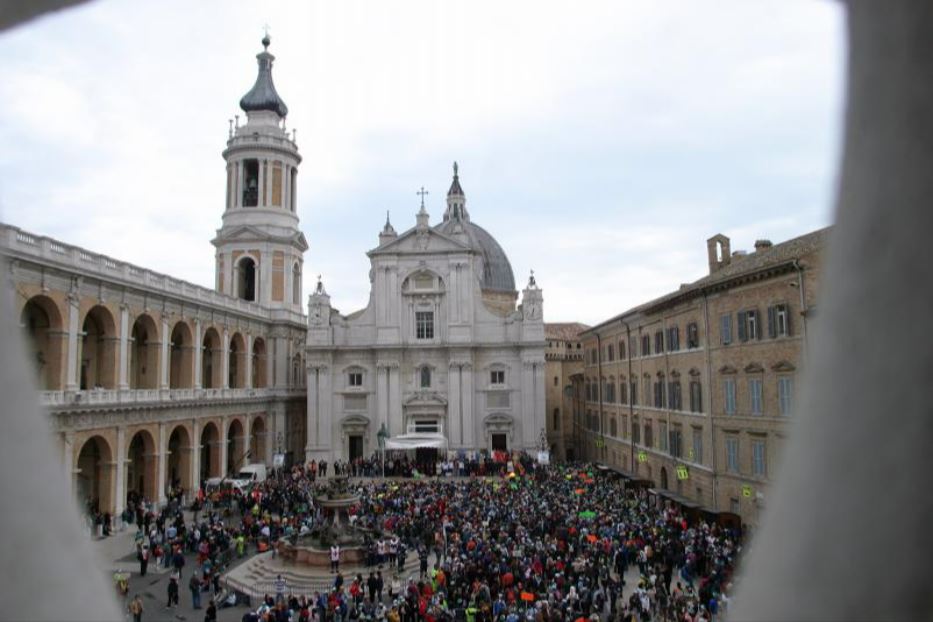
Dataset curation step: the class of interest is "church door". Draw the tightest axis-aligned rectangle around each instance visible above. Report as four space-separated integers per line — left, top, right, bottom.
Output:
348 435 363 461
491 434 508 452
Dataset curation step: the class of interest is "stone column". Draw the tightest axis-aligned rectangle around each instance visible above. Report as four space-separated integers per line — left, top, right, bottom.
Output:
320 367 333 454
62 431 75 500
245 334 254 389
190 419 201 489
535 361 546 447
306 367 319 459
118 304 129 390
462 363 474 448
274 335 288 388
114 426 126 514
221 327 230 390
376 363 389 431
218 419 229 477
388 365 401 436
448 363 462 446
156 423 167 505
234 160 242 208
522 361 536 449
65 296 80 391
159 317 170 390
272 403 286 463
193 319 202 390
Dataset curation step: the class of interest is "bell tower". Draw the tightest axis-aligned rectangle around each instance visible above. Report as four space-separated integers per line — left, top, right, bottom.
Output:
212 35 308 313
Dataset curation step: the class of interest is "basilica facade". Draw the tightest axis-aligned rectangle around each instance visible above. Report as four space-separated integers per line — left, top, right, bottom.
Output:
305 167 547 463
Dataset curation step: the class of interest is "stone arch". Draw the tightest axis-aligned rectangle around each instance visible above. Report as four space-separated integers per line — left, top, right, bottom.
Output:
660 466 669 490
251 337 267 389
80 305 118 390
249 416 267 464
19 294 65 390
201 327 222 389
129 313 160 389
401 268 446 292
125 429 158 503
227 418 247 474
199 421 221 481
166 424 193 493
169 321 194 388
75 435 114 515
228 332 246 388
235 255 258 302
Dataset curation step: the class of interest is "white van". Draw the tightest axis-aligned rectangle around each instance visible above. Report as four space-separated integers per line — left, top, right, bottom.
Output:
232 463 267 487
204 463 268 495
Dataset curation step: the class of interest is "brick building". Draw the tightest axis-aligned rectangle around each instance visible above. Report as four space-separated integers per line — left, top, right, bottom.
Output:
577 228 825 527
544 323 588 461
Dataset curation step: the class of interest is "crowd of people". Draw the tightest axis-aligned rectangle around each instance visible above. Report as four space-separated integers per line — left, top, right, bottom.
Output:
115 454 741 621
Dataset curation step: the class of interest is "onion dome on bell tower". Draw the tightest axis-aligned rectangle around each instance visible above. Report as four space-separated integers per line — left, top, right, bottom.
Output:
239 34 289 118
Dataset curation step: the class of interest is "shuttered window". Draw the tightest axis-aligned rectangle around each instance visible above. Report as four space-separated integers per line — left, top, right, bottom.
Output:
721 314 733 345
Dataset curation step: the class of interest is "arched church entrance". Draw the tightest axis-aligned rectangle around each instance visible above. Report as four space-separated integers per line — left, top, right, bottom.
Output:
75 435 113 515
660 466 669 490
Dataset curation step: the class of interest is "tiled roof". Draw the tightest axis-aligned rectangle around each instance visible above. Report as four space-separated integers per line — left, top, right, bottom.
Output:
585 227 830 333
545 322 591 341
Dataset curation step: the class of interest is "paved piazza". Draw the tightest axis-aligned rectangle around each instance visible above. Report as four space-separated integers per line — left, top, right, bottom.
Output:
99 458 738 621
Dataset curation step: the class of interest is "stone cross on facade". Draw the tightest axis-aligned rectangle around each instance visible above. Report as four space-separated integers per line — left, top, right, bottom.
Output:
417 186 429 209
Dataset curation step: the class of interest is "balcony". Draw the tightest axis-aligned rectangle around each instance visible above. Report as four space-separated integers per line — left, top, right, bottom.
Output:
39 387 284 408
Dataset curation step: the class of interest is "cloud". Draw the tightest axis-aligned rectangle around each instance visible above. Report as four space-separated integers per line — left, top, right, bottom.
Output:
0 0 843 328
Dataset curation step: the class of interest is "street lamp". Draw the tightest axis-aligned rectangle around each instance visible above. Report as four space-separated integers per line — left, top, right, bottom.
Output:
377 423 388 479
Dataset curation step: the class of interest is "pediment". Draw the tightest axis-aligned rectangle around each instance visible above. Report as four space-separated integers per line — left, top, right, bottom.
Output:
771 360 796 372
484 413 514 425
719 365 738 375
744 362 765 374
213 226 309 251
340 414 371 428
403 391 448 406
369 226 471 256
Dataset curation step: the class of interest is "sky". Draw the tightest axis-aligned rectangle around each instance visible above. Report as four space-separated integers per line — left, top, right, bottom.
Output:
0 1 845 325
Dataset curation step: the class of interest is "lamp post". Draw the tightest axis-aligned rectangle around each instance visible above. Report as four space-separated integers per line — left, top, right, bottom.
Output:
377 423 388 479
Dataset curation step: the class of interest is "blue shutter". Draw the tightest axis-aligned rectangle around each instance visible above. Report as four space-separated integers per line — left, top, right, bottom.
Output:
737 311 747 341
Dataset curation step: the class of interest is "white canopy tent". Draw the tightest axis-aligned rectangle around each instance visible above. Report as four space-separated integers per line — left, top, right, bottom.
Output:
383 433 447 450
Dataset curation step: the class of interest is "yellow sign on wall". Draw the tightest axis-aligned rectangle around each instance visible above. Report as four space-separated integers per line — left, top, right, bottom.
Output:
741 484 753 498
637 451 648 463
676 465 689 480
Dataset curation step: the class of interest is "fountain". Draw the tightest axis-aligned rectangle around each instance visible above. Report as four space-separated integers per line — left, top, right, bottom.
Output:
276 475 377 567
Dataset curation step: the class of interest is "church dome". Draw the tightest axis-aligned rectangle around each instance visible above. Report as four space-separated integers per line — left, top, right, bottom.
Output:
239 36 289 118
435 219 516 293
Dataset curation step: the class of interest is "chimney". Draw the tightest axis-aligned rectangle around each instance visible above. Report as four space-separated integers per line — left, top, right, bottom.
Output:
707 234 731 274
754 239 773 252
